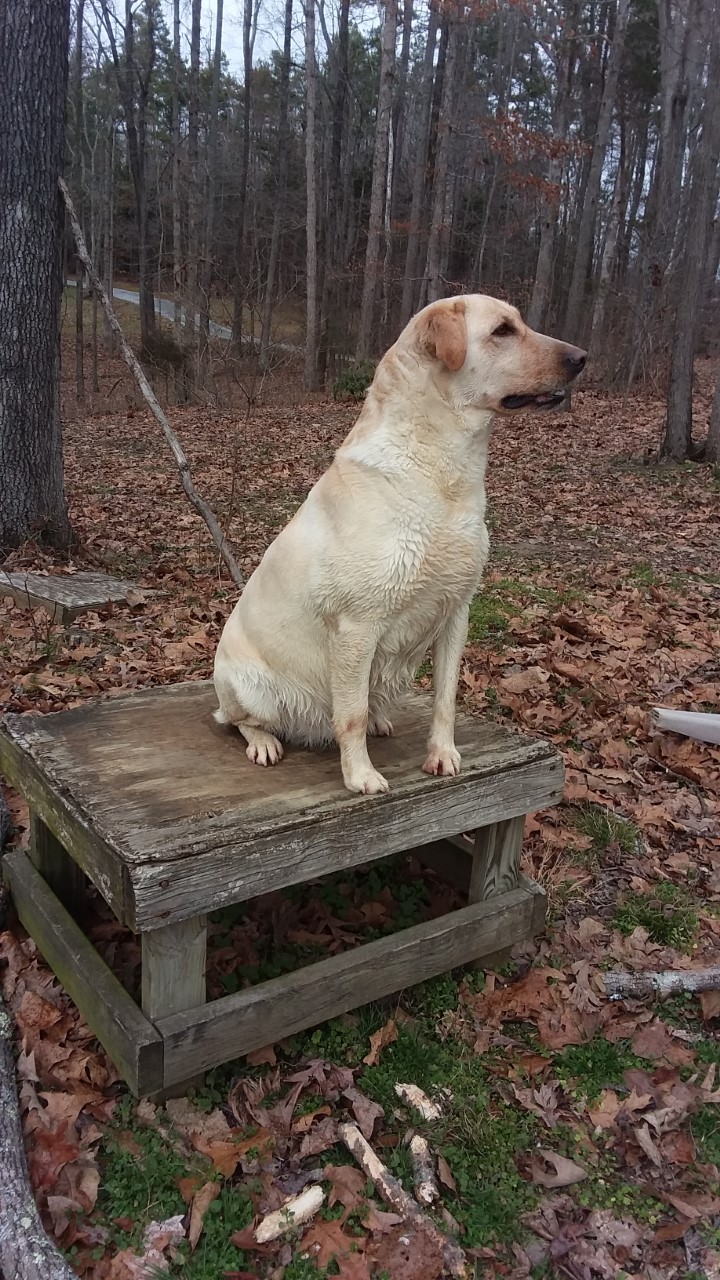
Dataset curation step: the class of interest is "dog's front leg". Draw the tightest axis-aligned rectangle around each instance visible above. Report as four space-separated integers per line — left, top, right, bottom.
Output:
329 620 388 795
423 603 469 777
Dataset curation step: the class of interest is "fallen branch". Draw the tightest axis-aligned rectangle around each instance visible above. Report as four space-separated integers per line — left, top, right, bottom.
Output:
339 1122 469 1279
255 1185 325 1243
604 967 720 1000
652 708 720 746
395 1082 442 1121
0 994 78 1279
59 177 245 590
409 1134 439 1206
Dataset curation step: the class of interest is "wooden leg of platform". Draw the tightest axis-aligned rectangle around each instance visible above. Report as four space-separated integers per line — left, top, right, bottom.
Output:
467 816 524 904
29 813 87 921
142 915 207 1095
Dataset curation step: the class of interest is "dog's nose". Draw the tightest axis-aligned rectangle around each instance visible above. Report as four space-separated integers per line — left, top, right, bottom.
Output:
564 346 587 377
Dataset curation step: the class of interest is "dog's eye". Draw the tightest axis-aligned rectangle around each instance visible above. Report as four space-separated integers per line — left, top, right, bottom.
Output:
492 322 515 337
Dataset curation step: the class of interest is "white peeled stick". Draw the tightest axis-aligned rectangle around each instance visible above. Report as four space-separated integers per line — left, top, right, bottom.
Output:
652 708 720 746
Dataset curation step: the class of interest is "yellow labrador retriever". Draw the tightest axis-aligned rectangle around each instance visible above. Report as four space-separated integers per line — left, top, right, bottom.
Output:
214 294 586 794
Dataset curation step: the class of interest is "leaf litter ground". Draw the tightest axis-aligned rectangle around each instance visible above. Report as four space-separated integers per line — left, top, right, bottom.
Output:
1 358 720 1279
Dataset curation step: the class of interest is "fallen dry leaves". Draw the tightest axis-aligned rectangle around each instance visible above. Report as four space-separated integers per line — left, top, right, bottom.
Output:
1 358 720 1278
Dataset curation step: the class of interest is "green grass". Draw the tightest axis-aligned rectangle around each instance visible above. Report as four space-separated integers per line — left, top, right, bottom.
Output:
574 804 640 855
555 1037 642 1103
91 1096 255 1278
612 881 699 951
466 577 585 648
691 1106 720 1167
358 1023 540 1246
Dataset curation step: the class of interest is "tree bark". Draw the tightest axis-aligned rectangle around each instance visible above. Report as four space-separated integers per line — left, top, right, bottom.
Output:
304 0 321 387
185 0 202 368
171 0 183 358
232 0 255 349
259 0 293 370
0 0 72 551
99 0 156 347
356 0 398 358
0 990 79 1280
527 1 578 331
707 365 720 463
316 0 350 380
662 6 720 460
400 5 439 328
199 0 224 384
424 5 461 304
564 0 631 341
73 0 86 403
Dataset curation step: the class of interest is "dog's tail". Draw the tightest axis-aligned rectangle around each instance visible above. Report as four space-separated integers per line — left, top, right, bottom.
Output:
213 706 233 726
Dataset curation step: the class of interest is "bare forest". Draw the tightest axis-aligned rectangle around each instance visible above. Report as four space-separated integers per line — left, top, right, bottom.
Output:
64 0 720 455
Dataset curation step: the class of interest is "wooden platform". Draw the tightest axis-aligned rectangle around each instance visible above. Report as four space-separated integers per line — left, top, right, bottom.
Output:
0 570 140 623
1 682 563 1095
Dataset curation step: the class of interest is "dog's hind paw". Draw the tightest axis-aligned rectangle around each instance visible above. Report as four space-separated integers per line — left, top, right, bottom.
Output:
245 732 284 766
368 713 393 737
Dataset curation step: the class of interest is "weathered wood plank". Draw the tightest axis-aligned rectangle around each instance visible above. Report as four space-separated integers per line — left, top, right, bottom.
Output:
141 916 207 1020
468 816 525 903
3 850 162 1095
2 683 563 929
0 570 138 623
29 813 87 919
0 731 128 919
131 751 562 929
157 887 536 1086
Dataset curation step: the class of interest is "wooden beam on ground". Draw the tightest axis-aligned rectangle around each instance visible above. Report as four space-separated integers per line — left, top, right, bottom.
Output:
156 886 537 1087
3 850 163 1095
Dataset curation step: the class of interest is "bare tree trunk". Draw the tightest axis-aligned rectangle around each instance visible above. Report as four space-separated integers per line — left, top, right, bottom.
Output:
564 0 631 340
103 119 115 354
400 5 438 328
0 0 72 551
356 0 398 358
304 0 321 387
199 0 224 386
425 6 461 304
527 3 578 331
171 0 183 358
662 11 720 460
316 0 350 378
259 0 293 370
185 0 201 371
0 988 80 1280
232 0 255 349
74 0 85 402
707 364 720 463
588 162 623 359
99 0 156 347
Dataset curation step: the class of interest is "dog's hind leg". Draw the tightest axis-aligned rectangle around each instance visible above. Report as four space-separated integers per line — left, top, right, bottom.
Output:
213 668 284 766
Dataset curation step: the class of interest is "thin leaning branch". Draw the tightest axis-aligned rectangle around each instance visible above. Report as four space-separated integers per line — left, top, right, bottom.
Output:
0 991 78 1280
59 177 245 589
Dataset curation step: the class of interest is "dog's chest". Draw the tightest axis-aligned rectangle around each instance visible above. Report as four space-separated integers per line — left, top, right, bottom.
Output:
383 505 487 606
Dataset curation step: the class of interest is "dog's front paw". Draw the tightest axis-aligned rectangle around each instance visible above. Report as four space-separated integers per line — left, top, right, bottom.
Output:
344 765 390 795
422 745 461 777
368 713 393 737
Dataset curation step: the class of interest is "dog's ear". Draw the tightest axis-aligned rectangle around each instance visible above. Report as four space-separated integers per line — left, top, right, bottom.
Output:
424 298 467 372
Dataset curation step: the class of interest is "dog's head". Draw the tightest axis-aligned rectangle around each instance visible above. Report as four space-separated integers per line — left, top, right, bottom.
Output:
410 294 586 414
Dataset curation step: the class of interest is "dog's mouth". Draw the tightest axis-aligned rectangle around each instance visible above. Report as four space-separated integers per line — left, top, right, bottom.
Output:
501 391 567 411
